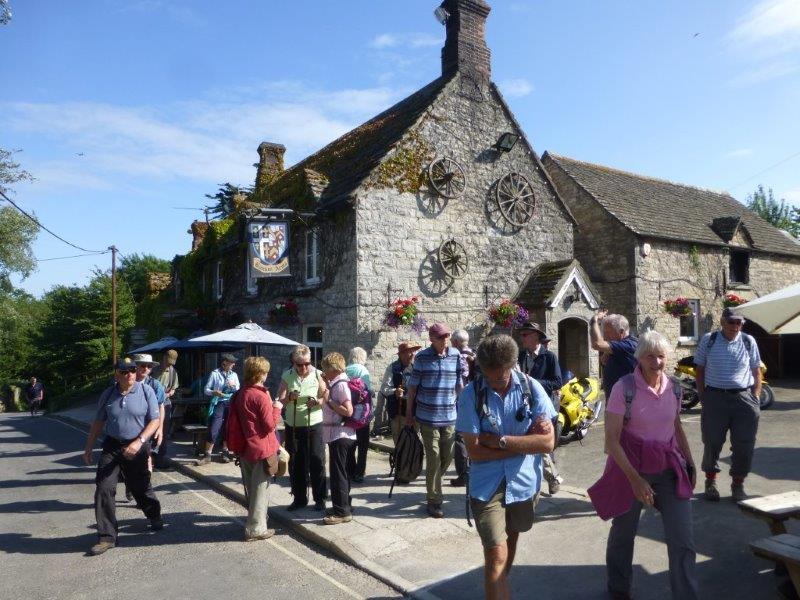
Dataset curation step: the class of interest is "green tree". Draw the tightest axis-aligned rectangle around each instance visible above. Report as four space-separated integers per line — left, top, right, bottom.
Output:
118 253 172 304
205 183 252 219
1 1 12 25
35 270 135 392
0 286 45 382
746 184 797 237
0 148 38 283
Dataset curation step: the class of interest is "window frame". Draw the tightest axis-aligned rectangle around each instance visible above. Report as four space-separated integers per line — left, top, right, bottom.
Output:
245 255 259 296
305 228 320 285
304 325 323 368
214 260 224 300
678 299 700 343
729 249 750 285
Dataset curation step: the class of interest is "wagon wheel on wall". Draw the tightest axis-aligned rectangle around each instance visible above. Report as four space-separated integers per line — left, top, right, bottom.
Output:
494 172 536 226
438 238 469 280
427 158 467 199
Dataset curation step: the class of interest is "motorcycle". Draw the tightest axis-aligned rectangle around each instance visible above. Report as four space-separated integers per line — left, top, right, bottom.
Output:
556 376 603 445
674 355 775 411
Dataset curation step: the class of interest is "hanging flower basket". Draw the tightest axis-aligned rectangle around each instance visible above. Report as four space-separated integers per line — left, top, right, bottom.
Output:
385 296 428 333
663 297 693 318
487 299 529 329
268 299 300 326
722 293 746 308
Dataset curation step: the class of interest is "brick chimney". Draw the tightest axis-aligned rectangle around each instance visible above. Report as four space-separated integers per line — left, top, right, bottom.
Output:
440 0 492 84
255 142 286 191
189 220 209 252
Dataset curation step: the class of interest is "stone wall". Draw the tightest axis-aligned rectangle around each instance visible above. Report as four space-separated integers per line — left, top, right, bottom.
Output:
355 78 575 379
543 156 639 325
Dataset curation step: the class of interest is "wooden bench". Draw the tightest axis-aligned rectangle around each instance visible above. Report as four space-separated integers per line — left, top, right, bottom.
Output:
182 424 207 455
739 491 800 535
750 534 800 595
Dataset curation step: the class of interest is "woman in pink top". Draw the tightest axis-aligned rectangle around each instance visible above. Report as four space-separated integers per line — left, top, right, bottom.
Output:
590 330 698 600
319 352 356 525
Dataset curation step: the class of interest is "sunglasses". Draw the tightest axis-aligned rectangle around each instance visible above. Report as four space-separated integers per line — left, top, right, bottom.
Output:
295 362 311 367
726 319 744 325
117 368 136 374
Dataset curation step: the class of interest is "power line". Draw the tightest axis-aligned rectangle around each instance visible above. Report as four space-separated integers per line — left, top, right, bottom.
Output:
37 251 109 262
0 190 106 253
729 149 800 192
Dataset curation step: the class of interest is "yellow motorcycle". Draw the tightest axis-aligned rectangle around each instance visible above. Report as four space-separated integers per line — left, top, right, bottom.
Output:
674 356 774 411
556 376 603 445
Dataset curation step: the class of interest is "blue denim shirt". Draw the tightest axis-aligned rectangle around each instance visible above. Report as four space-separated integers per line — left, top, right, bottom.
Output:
456 371 556 504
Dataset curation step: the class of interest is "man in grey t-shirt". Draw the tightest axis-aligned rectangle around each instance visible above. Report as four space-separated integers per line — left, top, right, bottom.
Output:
83 357 163 555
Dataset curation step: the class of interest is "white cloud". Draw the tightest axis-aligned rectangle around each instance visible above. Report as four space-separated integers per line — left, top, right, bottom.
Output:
369 32 441 49
0 83 407 191
497 78 534 98
725 148 754 159
730 0 800 51
729 61 799 86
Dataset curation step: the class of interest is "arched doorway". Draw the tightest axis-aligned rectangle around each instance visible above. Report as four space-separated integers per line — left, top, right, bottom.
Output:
558 317 590 378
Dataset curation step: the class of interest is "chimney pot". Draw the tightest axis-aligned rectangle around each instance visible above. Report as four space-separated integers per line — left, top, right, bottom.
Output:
256 142 286 191
440 0 492 84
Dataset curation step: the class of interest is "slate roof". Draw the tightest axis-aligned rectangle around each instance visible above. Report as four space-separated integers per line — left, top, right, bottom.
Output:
260 75 453 208
516 258 602 308
544 153 800 257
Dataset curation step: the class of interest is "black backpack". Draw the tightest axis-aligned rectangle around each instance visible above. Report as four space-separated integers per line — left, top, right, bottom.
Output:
388 426 424 498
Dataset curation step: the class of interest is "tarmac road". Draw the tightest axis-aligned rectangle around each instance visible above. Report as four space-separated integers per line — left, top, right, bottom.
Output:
0 413 401 600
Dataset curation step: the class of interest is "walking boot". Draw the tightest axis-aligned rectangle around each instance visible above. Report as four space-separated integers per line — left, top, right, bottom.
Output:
704 479 720 501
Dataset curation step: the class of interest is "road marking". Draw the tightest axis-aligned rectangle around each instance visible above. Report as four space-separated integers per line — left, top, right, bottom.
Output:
157 470 363 600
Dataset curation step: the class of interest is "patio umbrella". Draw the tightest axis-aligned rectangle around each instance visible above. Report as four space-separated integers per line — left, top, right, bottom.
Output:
187 321 300 346
128 336 180 354
734 282 800 334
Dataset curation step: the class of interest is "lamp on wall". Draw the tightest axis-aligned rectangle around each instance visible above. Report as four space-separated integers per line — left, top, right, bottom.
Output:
495 132 520 152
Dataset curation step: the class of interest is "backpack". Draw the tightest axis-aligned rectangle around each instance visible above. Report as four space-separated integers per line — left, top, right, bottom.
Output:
473 371 534 420
706 330 753 359
224 391 246 455
332 378 373 430
388 425 425 498
621 373 681 423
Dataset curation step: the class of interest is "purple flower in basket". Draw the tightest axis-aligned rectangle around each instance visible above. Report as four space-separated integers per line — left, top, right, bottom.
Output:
411 316 428 334
512 306 529 327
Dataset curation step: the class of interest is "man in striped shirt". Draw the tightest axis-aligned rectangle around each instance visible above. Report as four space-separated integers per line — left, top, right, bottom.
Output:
406 322 465 518
695 307 762 502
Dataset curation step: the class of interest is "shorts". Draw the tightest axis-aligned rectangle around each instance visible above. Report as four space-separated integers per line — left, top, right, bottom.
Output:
470 482 536 549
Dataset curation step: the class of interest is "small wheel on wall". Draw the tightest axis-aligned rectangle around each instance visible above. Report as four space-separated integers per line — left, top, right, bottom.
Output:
495 172 536 226
427 158 467 199
438 238 469 280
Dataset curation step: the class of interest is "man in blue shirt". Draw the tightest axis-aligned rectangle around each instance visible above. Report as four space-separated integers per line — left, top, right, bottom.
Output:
695 307 762 502
591 310 638 397
406 322 464 518
83 357 163 556
457 335 556 600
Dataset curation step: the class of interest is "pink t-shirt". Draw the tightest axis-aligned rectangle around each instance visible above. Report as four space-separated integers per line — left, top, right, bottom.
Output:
322 373 356 443
606 366 679 443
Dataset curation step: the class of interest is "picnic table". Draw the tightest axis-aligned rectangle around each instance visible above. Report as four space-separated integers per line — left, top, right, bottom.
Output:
739 491 800 535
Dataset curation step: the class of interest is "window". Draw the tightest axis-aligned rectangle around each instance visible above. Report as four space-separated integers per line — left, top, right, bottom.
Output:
304 325 323 368
214 260 224 300
305 228 320 285
729 250 750 285
245 256 258 296
679 299 700 343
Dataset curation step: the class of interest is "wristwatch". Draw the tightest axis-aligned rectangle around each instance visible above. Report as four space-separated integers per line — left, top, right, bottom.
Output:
139 435 147 444
498 436 507 449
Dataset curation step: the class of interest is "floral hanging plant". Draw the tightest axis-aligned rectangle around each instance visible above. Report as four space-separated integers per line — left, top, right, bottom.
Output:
722 293 746 308
488 299 529 328
268 299 300 326
385 296 428 333
663 296 693 318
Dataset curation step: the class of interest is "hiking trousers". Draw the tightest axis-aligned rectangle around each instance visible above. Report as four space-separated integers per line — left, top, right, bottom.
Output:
700 388 759 477
95 437 161 543
285 424 327 505
606 469 698 600
240 457 272 537
453 432 470 479
329 438 355 517
419 424 455 504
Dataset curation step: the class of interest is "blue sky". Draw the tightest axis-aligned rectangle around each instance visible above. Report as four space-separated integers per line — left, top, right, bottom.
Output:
2 0 799 296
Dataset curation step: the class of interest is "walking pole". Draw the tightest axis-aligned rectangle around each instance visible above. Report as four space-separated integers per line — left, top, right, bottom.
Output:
306 390 312 505
292 391 298 500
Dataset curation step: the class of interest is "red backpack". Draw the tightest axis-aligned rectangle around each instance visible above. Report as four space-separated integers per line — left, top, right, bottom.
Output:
225 391 247 455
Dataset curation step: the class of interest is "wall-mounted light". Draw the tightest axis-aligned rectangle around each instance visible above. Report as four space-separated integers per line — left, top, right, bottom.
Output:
495 132 520 153
434 6 450 25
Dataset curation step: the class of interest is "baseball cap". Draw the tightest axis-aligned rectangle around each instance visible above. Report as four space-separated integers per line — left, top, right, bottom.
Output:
428 323 451 337
398 341 423 353
722 307 745 322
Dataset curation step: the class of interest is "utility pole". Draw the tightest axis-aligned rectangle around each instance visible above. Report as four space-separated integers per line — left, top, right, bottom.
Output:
109 245 118 364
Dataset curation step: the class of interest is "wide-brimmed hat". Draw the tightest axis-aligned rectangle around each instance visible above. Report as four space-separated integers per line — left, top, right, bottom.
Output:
398 341 422 353
721 307 745 322
131 353 158 367
516 321 547 337
220 353 238 363
164 349 178 365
